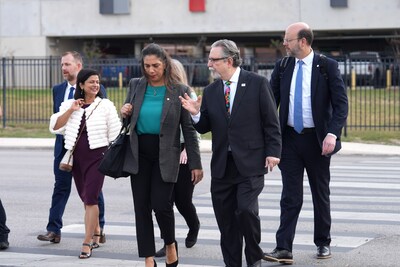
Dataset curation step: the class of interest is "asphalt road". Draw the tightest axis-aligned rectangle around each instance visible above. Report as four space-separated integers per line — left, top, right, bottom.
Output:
0 148 399 266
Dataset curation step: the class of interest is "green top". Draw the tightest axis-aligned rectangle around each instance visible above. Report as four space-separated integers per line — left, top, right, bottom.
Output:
136 85 166 135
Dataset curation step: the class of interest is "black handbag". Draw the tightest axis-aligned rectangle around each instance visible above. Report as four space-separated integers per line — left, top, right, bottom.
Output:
98 78 139 178
98 119 131 178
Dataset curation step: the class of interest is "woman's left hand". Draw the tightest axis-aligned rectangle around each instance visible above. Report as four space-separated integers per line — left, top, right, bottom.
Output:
191 169 203 185
180 148 187 164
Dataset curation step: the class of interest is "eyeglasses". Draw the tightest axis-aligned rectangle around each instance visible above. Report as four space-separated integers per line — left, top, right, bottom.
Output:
208 57 228 63
283 38 301 43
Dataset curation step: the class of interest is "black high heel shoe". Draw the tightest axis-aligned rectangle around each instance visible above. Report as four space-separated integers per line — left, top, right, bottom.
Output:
165 241 178 267
78 243 92 259
92 234 101 249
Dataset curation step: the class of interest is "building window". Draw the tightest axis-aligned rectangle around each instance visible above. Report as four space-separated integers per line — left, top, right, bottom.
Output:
330 0 347 8
100 0 130 15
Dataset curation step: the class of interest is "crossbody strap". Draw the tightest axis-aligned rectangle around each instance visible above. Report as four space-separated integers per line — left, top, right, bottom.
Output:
71 99 102 154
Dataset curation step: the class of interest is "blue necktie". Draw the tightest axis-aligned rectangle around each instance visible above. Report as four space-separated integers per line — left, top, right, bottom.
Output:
68 87 75 99
294 60 304 134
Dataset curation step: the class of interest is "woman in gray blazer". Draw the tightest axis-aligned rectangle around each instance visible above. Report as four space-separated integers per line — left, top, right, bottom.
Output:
120 43 203 267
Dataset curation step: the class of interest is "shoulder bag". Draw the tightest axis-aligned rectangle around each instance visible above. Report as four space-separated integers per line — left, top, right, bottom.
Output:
98 78 139 178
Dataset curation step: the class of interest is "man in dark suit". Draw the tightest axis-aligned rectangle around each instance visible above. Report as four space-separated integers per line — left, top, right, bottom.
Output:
180 39 281 267
37 51 107 244
263 22 348 264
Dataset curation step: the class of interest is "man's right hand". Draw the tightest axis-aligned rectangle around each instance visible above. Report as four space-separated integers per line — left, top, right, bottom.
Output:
121 103 133 118
179 93 202 115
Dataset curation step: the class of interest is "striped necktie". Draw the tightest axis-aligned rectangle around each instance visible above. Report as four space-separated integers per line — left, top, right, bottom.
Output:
224 81 231 114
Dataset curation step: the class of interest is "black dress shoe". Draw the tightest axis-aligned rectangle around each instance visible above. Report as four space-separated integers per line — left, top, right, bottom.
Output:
0 241 9 250
317 245 331 259
185 225 199 248
37 231 61 243
263 248 294 265
155 245 166 257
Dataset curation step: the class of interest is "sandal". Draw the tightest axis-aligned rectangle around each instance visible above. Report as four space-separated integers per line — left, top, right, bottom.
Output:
92 231 105 249
91 242 100 249
79 243 92 259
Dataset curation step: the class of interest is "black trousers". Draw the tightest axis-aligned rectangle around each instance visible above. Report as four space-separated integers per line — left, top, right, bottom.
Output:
0 199 10 242
130 134 175 258
276 127 332 252
211 153 264 267
173 145 200 233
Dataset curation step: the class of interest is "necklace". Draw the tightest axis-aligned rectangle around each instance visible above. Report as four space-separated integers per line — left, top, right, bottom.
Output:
153 87 158 96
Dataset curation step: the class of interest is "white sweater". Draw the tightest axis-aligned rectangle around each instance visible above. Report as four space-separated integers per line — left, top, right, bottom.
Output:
50 97 121 150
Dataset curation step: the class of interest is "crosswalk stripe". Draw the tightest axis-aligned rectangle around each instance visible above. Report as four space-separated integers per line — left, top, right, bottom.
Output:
264 180 400 190
193 206 400 222
62 223 372 249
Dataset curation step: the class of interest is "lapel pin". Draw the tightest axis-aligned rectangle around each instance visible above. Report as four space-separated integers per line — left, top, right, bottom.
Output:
241 83 246 87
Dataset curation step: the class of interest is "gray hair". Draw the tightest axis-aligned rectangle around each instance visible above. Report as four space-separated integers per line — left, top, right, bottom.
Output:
211 39 242 67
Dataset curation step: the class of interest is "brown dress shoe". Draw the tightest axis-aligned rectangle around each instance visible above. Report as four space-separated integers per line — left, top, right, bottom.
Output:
37 231 61 243
99 230 106 243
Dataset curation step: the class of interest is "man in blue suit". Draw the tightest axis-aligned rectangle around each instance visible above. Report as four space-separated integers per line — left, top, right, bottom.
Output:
37 51 107 243
264 22 348 264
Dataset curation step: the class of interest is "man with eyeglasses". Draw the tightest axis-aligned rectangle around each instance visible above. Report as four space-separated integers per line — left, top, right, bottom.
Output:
180 39 281 267
264 22 348 264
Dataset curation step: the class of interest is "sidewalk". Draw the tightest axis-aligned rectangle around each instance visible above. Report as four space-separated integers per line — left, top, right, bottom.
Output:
0 137 399 155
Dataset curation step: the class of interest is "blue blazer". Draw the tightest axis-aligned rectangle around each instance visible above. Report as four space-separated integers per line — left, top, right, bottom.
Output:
52 81 107 160
270 54 348 155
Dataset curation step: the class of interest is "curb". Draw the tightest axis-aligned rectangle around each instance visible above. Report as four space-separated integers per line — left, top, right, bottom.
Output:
0 138 399 155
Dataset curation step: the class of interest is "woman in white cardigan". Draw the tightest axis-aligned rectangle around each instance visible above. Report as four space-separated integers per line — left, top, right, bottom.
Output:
50 69 121 259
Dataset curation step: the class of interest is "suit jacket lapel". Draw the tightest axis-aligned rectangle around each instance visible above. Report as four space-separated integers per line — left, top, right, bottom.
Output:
229 70 248 120
160 86 174 124
215 80 228 117
55 82 68 109
310 54 320 103
131 78 147 128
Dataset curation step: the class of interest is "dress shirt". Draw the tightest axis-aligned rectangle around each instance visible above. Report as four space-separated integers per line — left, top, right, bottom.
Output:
64 84 76 101
288 51 315 128
192 67 241 123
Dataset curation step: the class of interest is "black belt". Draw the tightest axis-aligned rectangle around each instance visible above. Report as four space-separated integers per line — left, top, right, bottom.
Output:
288 126 315 134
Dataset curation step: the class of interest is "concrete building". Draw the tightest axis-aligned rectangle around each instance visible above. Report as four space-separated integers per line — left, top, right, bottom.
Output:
0 0 399 59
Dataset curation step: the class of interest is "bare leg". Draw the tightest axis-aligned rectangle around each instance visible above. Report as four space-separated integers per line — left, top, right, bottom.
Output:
81 204 99 254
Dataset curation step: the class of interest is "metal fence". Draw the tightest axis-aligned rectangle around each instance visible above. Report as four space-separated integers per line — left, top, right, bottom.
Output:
1 56 399 132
